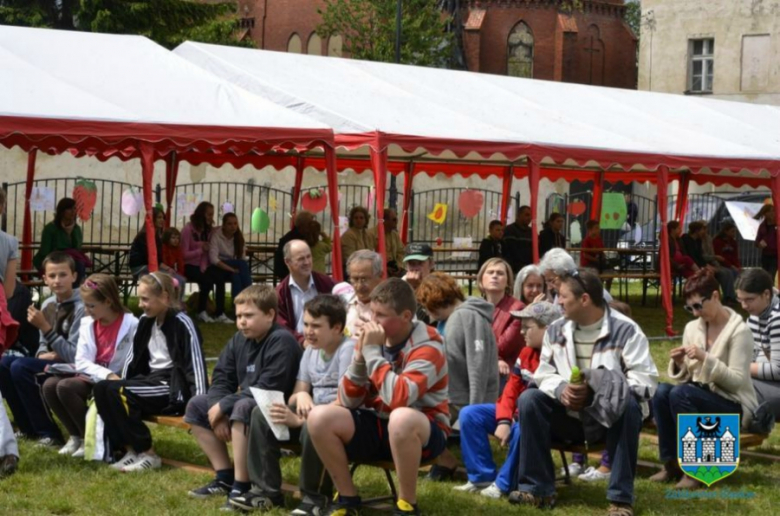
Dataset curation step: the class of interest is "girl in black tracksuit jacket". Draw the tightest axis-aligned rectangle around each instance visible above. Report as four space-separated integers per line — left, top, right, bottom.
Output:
93 272 207 471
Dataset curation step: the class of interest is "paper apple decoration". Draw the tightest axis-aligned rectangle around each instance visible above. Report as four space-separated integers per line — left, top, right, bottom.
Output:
73 178 98 221
301 188 328 214
458 190 484 219
121 187 144 216
567 201 587 217
222 201 234 215
251 208 270 233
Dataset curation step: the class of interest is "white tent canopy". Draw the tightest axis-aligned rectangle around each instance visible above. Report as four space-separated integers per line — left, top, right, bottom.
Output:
175 41 780 172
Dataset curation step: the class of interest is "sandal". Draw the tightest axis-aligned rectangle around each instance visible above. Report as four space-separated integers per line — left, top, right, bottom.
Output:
425 464 457 481
607 502 634 516
508 490 556 509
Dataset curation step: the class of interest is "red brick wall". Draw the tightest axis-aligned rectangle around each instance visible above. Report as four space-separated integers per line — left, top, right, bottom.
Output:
247 0 329 54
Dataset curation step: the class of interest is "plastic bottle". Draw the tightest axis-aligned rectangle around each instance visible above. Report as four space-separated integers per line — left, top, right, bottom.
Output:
570 366 583 385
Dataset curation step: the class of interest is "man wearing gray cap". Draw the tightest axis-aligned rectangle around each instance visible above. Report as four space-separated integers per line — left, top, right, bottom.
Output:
402 243 435 326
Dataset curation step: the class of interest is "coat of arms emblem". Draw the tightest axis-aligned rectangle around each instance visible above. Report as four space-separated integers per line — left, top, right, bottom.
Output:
677 413 740 486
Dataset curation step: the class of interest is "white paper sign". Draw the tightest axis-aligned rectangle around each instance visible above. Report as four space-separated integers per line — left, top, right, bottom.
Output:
725 201 763 241
452 237 473 259
249 387 290 441
176 192 203 218
29 186 55 212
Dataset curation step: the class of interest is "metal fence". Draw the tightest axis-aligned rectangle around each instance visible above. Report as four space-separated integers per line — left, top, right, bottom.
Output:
301 184 402 238
1 177 148 246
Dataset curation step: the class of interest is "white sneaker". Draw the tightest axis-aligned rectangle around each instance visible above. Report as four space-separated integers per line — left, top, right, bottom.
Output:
578 466 611 482
110 451 138 470
452 480 491 493
121 452 161 472
480 482 504 499
58 436 82 455
198 311 215 323
215 314 234 324
72 444 85 458
559 462 583 477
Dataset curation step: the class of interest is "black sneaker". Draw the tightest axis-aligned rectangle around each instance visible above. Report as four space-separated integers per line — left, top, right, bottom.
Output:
393 500 420 515
188 479 231 498
323 500 361 516
291 501 327 515
0 455 19 478
229 491 284 512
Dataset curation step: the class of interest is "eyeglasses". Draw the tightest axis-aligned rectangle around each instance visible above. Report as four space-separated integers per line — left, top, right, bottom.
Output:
684 296 711 314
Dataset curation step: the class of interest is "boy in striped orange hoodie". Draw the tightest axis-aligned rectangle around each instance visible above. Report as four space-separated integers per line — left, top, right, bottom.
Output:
307 278 449 516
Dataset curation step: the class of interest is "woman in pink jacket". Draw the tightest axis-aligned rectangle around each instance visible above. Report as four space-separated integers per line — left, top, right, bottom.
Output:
181 202 215 323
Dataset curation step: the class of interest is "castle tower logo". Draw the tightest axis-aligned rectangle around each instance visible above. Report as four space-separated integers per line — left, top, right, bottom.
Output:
677 413 740 486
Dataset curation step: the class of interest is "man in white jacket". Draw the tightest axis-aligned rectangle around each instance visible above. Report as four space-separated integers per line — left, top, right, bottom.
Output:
509 268 658 516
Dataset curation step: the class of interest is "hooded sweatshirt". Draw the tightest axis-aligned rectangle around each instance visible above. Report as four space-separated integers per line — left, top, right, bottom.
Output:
444 297 499 410
35 290 85 363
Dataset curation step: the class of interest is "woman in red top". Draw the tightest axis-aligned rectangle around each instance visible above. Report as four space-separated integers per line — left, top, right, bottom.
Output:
713 221 741 271
477 258 524 391
162 227 187 278
580 220 606 271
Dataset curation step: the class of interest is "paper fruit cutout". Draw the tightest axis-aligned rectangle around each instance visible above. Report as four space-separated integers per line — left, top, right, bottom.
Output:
73 178 98 221
366 187 376 212
458 190 484 219
121 187 144 216
567 200 588 217
154 202 164 212
269 197 278 212
600 193 628 230
302 188 328 213
436 237 443 247
570 220 582 245
338 216 349 236
251 208 270 233
428 203 448 225
222 201 234 214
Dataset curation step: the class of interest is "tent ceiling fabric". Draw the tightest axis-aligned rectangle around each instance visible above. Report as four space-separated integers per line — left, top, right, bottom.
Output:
175 41 780 175
0 25 333 158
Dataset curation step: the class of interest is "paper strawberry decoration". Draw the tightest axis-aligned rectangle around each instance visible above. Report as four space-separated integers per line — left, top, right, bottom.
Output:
301 188 328 213
73 178 98 221
458 190 484 219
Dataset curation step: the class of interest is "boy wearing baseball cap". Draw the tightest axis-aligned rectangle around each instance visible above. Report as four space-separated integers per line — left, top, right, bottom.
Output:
402 244 435 325
454 302 560 499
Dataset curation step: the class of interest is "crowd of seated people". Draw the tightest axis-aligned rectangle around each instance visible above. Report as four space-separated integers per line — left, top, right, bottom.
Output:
0 187 779 516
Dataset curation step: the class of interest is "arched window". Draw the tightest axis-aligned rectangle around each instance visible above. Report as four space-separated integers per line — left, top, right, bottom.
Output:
328 35 343 57
287 33 302 54
507 21 534 78
307 33 322 55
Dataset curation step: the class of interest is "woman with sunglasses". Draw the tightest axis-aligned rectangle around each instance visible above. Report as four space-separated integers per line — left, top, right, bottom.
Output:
736 268 780 420
650 269 757 489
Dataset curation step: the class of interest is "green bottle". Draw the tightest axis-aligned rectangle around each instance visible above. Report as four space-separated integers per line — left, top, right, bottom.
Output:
570 366 583 385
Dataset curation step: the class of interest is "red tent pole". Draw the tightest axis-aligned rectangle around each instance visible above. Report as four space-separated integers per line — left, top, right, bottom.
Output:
772 173 780 287
325 148 343 282
21 150 37 272
140 142 159 272
591 170 605 222
400 162 414 245
500 165 513 225
291 156 304 230
164 151 179 227
676 172 690 223
657 165 675 336
370 138 388 279
529 159 541 264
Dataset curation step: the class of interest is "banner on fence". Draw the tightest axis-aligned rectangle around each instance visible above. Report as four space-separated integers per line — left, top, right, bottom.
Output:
29 186 55 212
725 201 762 241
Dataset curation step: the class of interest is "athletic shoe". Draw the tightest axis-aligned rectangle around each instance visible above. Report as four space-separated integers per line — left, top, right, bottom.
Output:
229 490 284 511
578 466 610 482
0 455 19 478
559 462 583 477
323 501 361 516
120 452 161 472
35 437 63 449
198 311 215 323
72 445 85 459
58 436 82 455
508 490 556 509
189 479 231 499
215 314 234 324
13 431 29 440
480 483 504 499
291 501 327 515
452 480 491 493
110 451 138 470
392 500 420 516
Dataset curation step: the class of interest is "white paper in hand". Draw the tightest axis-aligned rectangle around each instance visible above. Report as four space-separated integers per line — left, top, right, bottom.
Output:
250 387 290 441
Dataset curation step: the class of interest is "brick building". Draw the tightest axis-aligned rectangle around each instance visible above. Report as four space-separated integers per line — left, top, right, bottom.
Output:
238 0 637 89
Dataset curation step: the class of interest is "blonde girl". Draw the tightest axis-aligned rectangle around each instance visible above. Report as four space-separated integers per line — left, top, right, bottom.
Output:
93 272 207 472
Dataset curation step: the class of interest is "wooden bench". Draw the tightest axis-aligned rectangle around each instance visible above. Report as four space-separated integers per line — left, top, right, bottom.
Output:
600 272 661 306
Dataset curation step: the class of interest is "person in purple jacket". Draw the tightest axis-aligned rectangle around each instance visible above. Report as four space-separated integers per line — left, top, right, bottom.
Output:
181 202 215 323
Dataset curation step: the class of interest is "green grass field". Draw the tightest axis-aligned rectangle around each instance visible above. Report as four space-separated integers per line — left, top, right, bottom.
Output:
2 288 779 515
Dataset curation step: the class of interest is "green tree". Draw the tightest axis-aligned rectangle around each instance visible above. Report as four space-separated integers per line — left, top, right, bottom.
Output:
625 0 641 39
77 0 253 49
316 0 453 67
0 0 77 28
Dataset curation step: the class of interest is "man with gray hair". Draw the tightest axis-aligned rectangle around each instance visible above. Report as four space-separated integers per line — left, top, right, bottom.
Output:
539 248 612 308
274 211 314 280
343 250 384 337
276 240 336 344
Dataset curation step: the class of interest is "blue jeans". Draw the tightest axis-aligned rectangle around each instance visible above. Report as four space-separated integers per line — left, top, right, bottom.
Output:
459 403 520 492
515 388 642 505
0 355 62 439
224 259 253 299
652 382 741 462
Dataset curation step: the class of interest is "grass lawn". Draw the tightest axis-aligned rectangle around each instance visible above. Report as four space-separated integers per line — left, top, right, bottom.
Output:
3 288 779 515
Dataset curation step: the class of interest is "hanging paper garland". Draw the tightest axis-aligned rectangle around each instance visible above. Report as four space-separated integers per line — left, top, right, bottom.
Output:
73 178 98 221
457 190 484 219
427 203 448 225
121 187 144 216
301 188 328 213
251 208 270 233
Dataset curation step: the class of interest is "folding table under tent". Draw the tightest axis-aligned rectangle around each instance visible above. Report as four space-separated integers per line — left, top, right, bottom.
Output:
176 42 780 335
0 25 343 280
